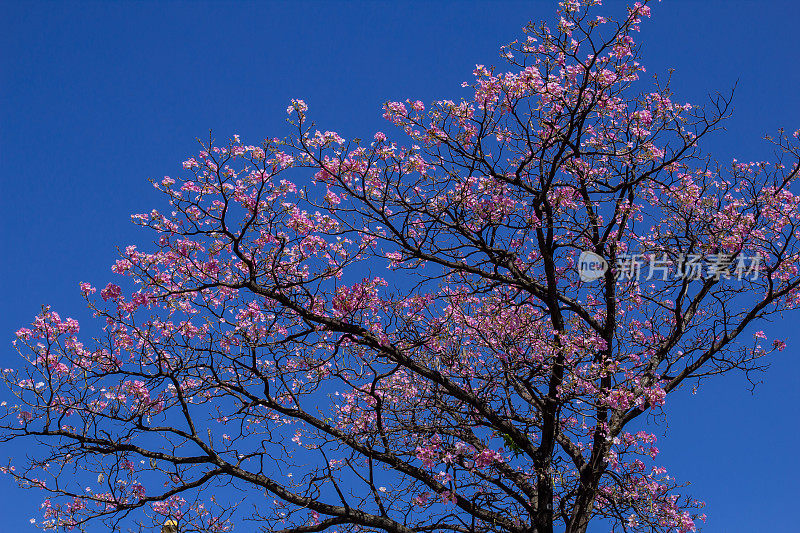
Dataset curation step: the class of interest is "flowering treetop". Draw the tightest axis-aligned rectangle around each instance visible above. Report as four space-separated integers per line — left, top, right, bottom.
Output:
3 1 800 532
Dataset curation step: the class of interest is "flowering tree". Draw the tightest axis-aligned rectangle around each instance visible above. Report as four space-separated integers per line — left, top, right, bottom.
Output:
3 1 800 532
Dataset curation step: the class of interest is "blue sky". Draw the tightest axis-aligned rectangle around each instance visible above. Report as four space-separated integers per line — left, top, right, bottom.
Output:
1 1 799 531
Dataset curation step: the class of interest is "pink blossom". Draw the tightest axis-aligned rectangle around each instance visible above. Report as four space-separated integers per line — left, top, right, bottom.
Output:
100 283 122 301
79 282 96 295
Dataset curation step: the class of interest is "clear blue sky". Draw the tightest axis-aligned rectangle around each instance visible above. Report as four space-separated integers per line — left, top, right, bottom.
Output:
1 1 798 531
